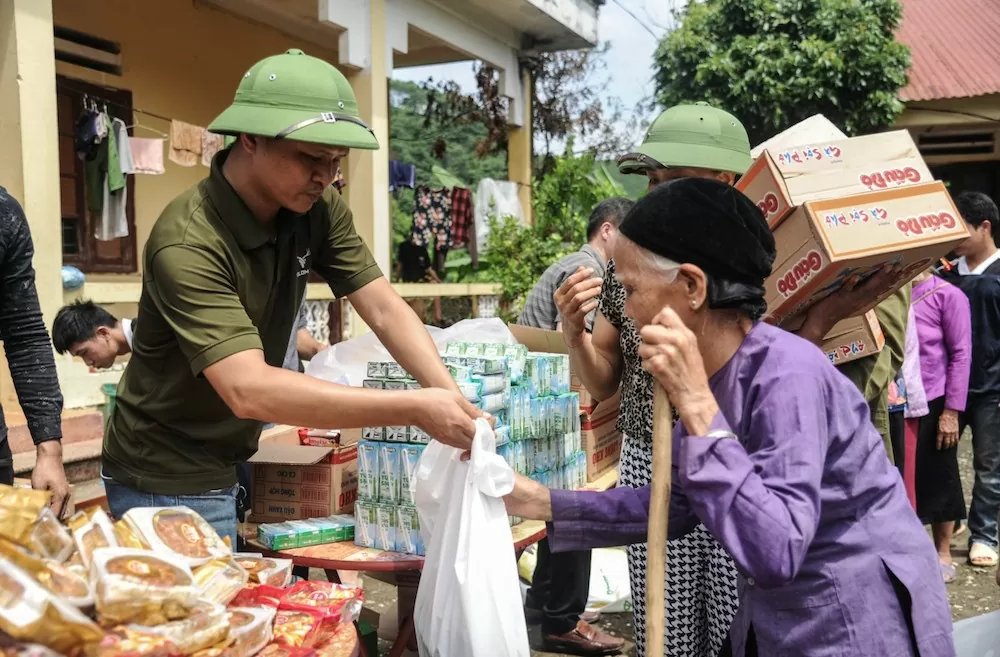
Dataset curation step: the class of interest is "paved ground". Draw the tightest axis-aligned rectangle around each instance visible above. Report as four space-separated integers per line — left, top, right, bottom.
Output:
344 433 997 656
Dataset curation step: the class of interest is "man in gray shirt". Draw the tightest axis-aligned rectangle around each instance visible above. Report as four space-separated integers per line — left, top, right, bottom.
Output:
282 297 325 372
517 197 632 655
519 198 633 333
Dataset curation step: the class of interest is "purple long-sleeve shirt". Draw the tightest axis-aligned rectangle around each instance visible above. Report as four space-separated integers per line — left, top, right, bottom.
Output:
548 323 954 657
912 276 972 411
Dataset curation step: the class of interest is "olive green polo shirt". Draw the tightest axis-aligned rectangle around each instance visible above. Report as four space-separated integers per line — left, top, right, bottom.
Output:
103 150 381 495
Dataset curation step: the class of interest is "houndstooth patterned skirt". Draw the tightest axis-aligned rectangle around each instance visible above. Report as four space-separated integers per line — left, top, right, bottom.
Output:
620 433 740 657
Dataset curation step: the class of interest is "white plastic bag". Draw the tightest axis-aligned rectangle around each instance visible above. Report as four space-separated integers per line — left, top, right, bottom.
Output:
412 418 530 657
304 318 517 387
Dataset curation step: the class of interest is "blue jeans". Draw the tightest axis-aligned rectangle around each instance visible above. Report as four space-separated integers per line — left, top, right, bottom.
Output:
103 477 240 547
962 392 1000 550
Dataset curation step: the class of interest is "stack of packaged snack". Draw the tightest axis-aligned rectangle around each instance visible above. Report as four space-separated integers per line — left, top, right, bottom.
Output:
255 517 355 551
354 341 586 550
0 485 363 657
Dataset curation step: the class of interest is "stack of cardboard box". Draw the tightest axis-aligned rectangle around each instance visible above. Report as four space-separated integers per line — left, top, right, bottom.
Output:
738 126 970 362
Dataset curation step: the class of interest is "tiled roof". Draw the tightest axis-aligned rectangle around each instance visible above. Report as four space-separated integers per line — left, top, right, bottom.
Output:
897 0 1000 102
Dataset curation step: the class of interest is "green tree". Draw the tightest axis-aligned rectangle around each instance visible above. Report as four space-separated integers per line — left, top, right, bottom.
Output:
477 144 626 321
653 0 911 144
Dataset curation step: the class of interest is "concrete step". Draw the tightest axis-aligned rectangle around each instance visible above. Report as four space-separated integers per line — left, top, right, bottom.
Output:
14 437 103 483
5 407 104 454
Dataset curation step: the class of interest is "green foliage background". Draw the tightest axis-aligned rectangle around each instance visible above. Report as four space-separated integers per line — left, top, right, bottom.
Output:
653 0 911 144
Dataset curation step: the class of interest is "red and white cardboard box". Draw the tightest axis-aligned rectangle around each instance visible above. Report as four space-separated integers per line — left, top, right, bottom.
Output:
738 130 926 228
820 310 885 366
766 181 969 329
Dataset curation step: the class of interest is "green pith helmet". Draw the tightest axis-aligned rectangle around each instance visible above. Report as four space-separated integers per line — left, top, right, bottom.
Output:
618 102 750 176
209 49 379 150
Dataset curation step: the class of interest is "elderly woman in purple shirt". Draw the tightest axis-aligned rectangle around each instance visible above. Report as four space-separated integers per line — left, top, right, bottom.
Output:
505 178 955 657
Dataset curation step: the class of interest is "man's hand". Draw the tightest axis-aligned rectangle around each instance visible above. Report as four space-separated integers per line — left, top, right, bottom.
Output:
797 264 904 345
503 473 553 521
938 409 960 450
410 389 480 450
32 440 69 517
553 267 602 348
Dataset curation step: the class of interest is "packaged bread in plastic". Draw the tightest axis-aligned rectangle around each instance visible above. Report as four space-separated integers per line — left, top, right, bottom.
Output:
68 508 118 568
226 607 276 657
192 559 248 606
0 537 93 608
25 506 75 563
130 601 230 655
91 548 200 627
232 553 293 588
94 627 184 657
113 520 150 551
122 507 230 567
271 609 332 649
0 642 64 657
0 484 49 547
0 557 104 656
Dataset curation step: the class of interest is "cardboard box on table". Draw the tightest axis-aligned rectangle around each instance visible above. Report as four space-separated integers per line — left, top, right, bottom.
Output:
766 181 969 330
580 389 622 482
738 130 928 228
820 310 885 366
508 324 598 412
249 430 358 523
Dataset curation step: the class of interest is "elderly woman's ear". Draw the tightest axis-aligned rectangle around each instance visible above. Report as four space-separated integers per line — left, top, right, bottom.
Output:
677 264 709 312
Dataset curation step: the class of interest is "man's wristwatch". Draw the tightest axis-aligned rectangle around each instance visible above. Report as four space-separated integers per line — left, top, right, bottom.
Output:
705 429 738 441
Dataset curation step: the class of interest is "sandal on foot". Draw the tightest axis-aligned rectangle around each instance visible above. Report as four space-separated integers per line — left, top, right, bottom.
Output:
940 561 957 583
968 542 999 568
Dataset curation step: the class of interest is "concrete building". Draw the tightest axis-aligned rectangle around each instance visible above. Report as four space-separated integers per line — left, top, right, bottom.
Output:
0 0 599 476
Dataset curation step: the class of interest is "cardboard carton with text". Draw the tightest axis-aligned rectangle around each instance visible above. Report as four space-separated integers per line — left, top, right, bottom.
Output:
580 388 622 482
738 130 926 228
248 439 358 523
766 181 969 329
820 310 885 365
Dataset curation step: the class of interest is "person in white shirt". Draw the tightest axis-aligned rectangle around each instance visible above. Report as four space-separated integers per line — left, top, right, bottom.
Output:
53 300 133 369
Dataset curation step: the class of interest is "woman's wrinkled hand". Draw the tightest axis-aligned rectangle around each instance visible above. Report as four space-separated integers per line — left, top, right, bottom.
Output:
937 409 960 450
503 473 553 521
638 307 719 435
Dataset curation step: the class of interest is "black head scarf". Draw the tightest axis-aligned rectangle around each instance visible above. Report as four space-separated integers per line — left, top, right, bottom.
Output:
618 177 776 319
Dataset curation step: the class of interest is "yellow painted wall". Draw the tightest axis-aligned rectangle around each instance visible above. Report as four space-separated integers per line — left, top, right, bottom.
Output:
52 0 342 276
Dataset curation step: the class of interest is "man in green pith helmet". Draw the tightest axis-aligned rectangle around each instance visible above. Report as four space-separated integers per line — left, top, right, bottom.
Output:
554 102 910 657
102 50 483 544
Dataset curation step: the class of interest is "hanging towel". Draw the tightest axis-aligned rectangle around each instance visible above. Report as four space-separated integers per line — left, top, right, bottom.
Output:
113 118 135 175
169 119 202 167
389 160 416 191
129 137 165 175
201 129 225 167
411 186 452 252
450 187 473 249
84 114 124 214
474 179 523 254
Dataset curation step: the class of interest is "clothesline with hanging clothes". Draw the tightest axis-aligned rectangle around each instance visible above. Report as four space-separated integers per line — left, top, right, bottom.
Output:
396 161 523 272
59 79 348 183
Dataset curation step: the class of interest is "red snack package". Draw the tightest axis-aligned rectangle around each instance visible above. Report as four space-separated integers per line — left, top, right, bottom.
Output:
256 644 316 657
228 585 284 609
271 609 332 649
277 582 363 626
311 624 359 657
95 628 184 657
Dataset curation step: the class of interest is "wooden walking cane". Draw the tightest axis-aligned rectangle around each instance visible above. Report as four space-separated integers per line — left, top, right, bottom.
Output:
645 384 673 657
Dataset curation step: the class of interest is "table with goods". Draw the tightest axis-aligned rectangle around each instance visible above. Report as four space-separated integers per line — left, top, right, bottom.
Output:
0 486 365 657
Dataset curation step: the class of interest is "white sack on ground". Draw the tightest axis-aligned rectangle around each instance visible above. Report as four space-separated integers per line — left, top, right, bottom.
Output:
412 418 530 657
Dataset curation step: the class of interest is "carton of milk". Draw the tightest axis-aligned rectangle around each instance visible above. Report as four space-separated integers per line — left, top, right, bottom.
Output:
357 441 379 501
378 444 401 505
399 445 424 507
